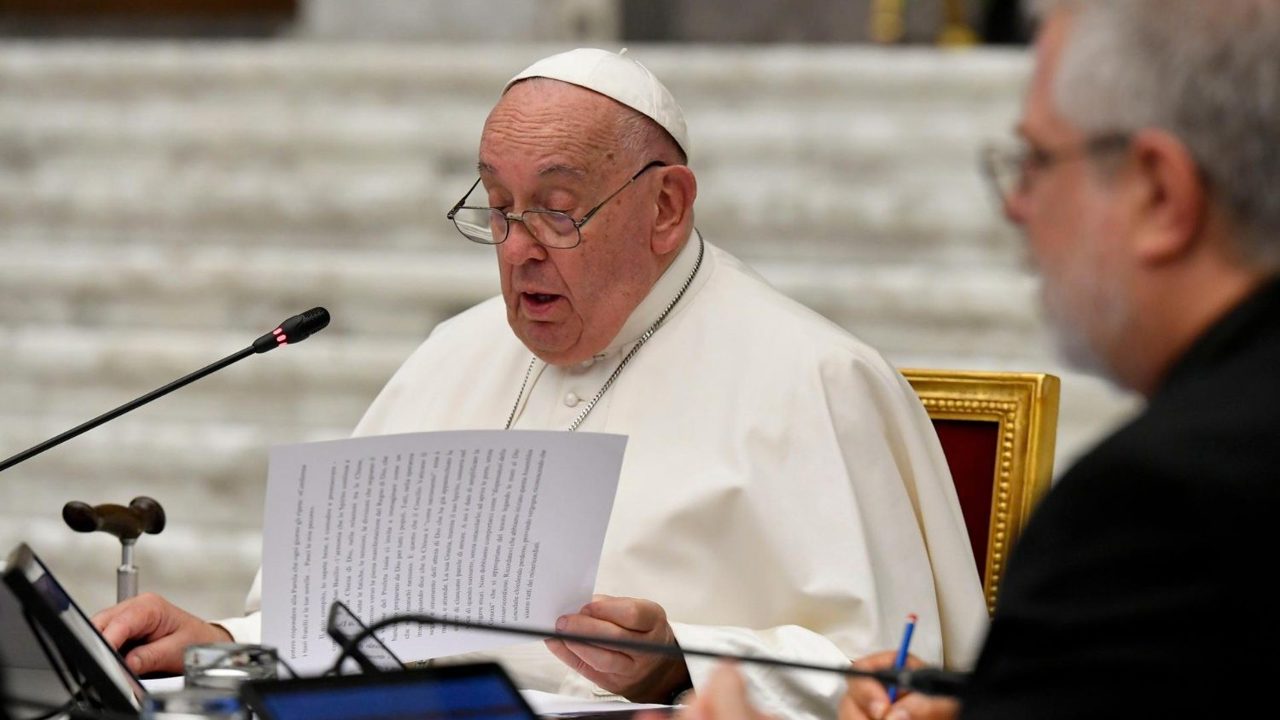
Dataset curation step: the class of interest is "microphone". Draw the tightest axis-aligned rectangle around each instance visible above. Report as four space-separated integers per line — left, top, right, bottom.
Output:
0 308 331 474
251 307 331 353
325 606 969 698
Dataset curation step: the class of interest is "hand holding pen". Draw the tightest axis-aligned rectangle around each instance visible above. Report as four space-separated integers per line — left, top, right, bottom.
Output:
888 614 918 702
840 615 961 720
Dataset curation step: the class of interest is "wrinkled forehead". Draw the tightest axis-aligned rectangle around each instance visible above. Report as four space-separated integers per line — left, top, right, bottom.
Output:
479 80 628 178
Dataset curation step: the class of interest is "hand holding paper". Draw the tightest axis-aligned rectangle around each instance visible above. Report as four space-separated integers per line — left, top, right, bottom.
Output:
547 595 691 703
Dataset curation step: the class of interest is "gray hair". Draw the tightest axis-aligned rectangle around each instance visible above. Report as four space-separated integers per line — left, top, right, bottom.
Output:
615 104 686 167
1033 0 1280 267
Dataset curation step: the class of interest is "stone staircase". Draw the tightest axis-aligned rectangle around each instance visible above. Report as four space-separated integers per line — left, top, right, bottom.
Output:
0 42 1138 619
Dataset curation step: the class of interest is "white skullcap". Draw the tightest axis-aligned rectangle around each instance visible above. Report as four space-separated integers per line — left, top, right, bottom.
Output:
505 47 690 158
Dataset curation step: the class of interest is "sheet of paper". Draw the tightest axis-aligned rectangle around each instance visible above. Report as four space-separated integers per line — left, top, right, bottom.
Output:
260 430 627 674
520 689 672 716
139 676 185 694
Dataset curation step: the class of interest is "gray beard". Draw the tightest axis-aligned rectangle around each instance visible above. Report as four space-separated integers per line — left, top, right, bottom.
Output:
1039 272 1125 384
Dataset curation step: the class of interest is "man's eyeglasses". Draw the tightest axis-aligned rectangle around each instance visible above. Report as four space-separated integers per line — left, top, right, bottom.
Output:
446 160 667 250
979 133 1131 208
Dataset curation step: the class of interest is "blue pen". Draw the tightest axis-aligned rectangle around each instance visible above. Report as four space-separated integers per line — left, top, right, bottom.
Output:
887 613 918 703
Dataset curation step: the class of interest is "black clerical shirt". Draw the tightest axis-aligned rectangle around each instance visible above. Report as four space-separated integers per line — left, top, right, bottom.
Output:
961 277 1280 719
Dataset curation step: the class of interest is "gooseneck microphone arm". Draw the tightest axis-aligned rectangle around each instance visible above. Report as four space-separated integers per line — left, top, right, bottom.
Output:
327 609 970 698
0 307 330 473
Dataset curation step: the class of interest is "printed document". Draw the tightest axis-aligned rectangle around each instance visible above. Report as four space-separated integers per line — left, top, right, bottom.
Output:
260 430 627 673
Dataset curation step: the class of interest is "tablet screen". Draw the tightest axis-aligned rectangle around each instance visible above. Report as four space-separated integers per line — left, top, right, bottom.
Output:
245 663 536 720
2 544 144 712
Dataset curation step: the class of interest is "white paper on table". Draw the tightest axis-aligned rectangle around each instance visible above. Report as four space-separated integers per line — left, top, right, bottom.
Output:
521 690 672 716
140 676 185 694
260 430 627 674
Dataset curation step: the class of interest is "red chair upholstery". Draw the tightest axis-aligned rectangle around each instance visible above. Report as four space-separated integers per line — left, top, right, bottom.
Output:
902 370 1060 615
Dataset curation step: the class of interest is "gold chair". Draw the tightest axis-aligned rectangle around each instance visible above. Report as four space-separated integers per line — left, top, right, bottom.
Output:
901 370 1060 615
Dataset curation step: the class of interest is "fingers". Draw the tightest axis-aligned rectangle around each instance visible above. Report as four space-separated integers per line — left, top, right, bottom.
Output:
844 651 956 720
839 688 877 720
123 631 188 675
578 596 666 633
696 664 764 720
552 599 670 671
549 597 686 702
91 593 228 676
94 593 168 650
848 681 892 720
847 650 904 720
558 610 648 643
90 602 126 634
544 638 586 674
545 636 634 676
881 694 961 720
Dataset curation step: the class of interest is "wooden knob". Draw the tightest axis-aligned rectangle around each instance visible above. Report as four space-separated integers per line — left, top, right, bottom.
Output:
130 496 166 535
62 496 166 542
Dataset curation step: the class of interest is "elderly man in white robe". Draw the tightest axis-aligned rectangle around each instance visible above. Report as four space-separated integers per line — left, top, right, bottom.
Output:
92 48 986 718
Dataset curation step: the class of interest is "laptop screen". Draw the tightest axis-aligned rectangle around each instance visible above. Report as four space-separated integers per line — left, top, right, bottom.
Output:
2 544 144 713
244 663 536 720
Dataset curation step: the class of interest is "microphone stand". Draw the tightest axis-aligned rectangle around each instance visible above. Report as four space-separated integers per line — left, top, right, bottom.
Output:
1 347 253 473
0 308 329 474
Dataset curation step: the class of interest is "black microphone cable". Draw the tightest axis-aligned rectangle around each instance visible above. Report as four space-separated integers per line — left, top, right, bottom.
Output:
324 608 969 698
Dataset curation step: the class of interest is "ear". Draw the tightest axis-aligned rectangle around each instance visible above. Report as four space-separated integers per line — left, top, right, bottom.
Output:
650 165 697 256
1126 129 1208 265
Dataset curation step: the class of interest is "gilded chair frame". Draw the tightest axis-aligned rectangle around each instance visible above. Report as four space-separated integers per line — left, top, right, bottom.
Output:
901 369 1060 615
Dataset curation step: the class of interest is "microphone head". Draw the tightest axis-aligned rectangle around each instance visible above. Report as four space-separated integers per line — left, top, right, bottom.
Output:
283 307 331 341
253 307 331 353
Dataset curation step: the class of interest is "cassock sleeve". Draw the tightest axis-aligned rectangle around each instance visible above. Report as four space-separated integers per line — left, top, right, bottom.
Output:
213 569 263 643
671 623 852 717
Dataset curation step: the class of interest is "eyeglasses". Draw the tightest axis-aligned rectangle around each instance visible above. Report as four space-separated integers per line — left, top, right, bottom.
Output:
446 160 667 250
979 133 1131 208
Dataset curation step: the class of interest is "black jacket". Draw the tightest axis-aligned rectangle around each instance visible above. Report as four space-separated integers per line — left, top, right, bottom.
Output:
962 278 1280 718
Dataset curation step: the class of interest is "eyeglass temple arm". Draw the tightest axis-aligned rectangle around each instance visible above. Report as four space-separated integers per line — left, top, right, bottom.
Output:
576 160 669 227
446 177 484 219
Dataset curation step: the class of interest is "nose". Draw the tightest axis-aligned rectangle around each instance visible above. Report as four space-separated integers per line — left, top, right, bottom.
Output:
498 215 548 266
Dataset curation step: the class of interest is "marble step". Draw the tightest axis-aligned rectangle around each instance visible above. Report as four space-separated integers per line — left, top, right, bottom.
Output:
0 43 1029 104
0 99 1015 165
0 188 1012 260
0 244 1039 350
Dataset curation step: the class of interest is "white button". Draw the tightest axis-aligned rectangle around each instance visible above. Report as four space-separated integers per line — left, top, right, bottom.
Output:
579 357 595 369
564 392 580 407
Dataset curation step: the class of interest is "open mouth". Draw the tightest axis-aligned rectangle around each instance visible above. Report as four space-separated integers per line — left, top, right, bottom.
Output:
523 292 560 306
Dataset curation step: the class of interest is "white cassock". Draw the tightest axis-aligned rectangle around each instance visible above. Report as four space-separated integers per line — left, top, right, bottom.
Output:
220 232 986 718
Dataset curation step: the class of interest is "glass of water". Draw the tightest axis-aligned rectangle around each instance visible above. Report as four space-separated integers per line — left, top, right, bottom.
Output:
183 643 279 692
